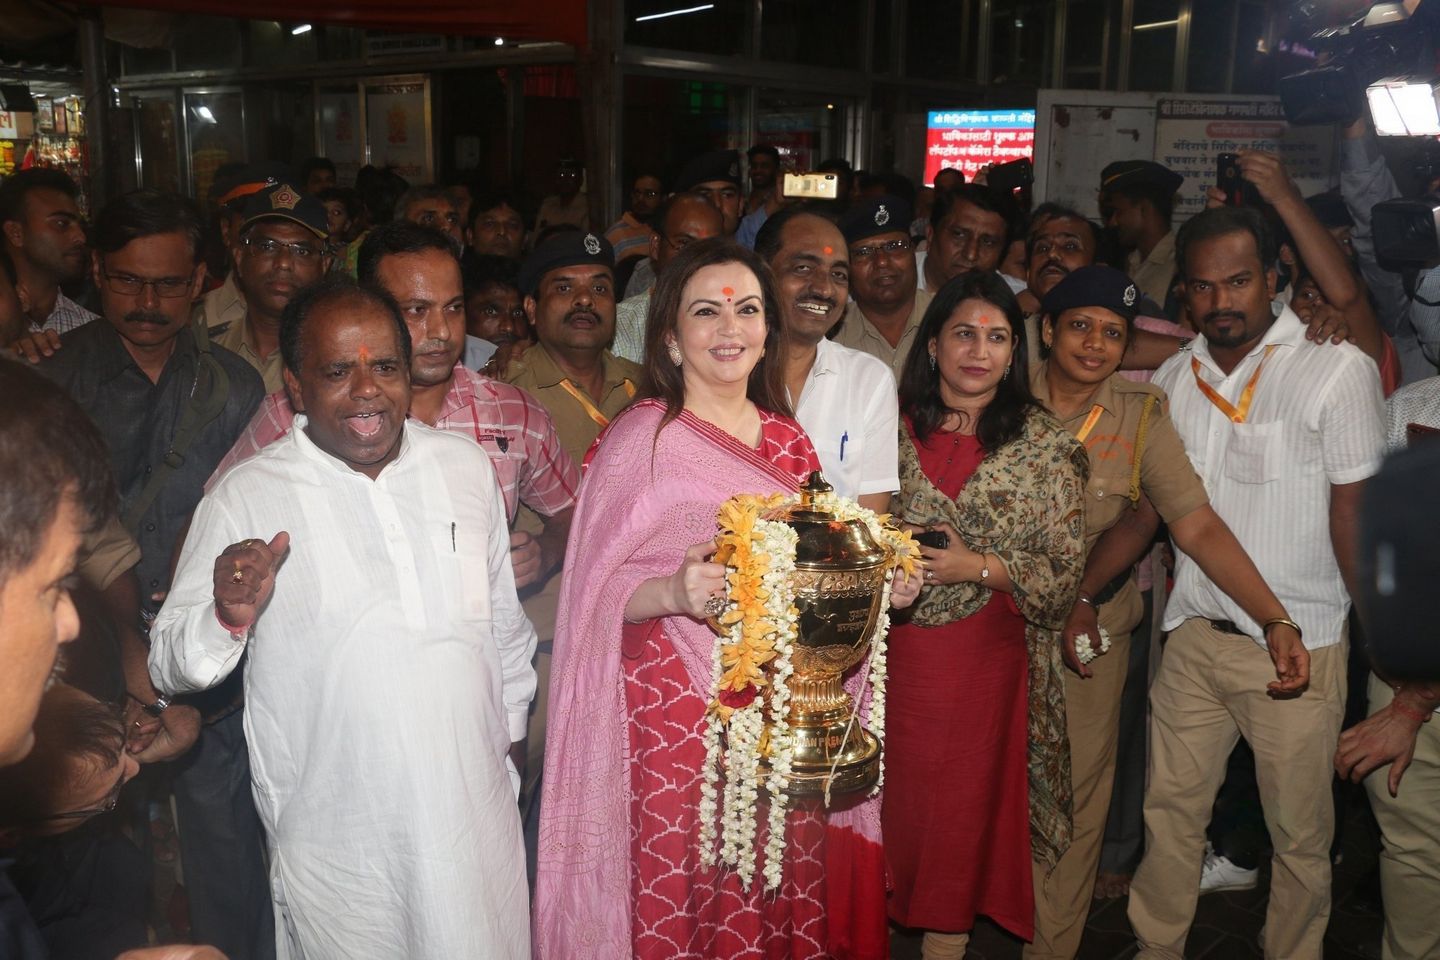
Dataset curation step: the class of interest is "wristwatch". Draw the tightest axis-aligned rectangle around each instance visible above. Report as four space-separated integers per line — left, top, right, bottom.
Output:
128 690 171 717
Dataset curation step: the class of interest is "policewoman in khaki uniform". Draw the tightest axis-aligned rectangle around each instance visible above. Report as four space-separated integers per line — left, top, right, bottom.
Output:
1024 266 1305 960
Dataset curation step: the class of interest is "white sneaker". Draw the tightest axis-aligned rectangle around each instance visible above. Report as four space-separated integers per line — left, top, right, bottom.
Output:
1199 842 1259 893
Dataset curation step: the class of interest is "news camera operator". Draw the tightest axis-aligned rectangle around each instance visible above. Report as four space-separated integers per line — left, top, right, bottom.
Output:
1337 116 1440 383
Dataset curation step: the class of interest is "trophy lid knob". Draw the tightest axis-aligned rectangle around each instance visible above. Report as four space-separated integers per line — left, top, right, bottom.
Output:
798 472 833 508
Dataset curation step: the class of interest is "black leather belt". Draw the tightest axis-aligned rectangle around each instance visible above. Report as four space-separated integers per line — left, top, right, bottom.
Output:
1208 619 1248 636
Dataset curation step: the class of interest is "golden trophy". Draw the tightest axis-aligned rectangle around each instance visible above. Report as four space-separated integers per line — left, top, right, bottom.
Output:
713 473 894 796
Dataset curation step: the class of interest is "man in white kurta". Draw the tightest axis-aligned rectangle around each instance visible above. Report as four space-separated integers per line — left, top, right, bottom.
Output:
149 409 535 953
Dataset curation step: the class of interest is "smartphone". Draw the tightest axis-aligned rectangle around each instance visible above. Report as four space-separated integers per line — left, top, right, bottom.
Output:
914 529 950 550
782 172 840 200
1218 153 1244 206
988 158 1034 193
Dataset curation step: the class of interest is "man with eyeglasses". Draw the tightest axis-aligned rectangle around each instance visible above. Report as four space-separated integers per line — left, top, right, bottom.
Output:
31 189 267 960
611 191 724 363
604 172 664 270
916 183 1016 295
213 183 334 393
834 194 931 381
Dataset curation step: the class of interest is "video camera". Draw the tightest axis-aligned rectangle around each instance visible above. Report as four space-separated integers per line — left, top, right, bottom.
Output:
1278 3 1431 127
1280 2 1440 263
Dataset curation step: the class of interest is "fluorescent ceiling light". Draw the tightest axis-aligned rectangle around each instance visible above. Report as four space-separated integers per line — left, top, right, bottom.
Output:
291 23 312 35
1367 78 1440 136
1133 18 1179 31
635 4 715 23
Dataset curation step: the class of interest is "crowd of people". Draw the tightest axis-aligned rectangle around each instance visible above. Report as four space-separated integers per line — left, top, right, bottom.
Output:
1 115 1437 960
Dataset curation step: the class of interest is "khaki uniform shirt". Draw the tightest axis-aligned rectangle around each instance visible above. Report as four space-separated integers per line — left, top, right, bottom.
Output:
1126 230 1177 310
77 516 142 591
504 345 642 467
833 287 934 381
505 345 641 670
1031 362 1209 635
197 273 246 331
212 313 286 394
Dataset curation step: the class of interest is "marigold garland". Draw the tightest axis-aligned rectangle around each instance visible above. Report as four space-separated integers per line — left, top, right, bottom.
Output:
699 490 918 892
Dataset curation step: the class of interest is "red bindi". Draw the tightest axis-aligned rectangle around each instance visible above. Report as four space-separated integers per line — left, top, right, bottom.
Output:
722 286 734 301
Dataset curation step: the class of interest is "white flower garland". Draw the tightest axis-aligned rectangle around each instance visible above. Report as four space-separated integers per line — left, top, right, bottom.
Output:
704 491 917 893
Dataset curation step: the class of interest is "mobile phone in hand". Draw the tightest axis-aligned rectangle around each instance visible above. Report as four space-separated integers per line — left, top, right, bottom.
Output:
1218 153 1244 206
915 529 950 550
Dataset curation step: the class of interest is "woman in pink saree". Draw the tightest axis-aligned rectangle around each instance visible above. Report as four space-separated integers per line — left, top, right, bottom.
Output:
535 239 915 960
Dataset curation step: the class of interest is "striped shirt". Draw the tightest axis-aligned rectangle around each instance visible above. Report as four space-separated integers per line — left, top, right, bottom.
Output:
208 364 579 522
1153 308 1386 650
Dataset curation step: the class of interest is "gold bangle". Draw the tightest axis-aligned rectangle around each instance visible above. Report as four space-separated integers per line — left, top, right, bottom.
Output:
1262 616 1303 640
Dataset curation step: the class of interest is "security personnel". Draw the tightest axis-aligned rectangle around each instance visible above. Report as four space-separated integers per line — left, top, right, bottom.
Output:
507 229 639 466
1098 160 1186 310
1024 265 1303 960
834 194 932 381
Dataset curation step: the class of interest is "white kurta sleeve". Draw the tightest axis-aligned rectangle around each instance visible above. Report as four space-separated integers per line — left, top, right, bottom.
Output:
147 494 251 695
484 477 538 742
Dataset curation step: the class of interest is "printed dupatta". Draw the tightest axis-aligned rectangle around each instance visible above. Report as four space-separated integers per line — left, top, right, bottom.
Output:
893 408 1089 870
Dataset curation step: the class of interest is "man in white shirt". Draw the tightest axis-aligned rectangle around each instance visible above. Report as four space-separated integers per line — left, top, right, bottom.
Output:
1130 206 1385 960
149 277 535 960
756 206 899 512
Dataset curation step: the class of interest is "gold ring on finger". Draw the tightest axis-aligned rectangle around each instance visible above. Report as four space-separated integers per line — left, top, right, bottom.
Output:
231 563 245 584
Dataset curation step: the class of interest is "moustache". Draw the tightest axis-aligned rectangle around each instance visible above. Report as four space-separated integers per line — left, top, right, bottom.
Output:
564 308 600 324
123 310 171 326
1201 310 1247 326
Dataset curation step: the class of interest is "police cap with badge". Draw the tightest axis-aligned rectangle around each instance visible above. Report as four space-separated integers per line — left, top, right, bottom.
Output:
239 182 330 240
519 229 616 297
1040 264 1141 323
840 194 914 249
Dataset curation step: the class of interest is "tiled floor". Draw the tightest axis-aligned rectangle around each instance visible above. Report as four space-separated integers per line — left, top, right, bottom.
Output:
890 793 1386 959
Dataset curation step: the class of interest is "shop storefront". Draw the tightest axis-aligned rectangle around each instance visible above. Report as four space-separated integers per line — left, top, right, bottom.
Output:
0 0 1287 227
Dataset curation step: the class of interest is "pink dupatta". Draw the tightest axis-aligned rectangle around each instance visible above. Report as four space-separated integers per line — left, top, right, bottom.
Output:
535 399 883 958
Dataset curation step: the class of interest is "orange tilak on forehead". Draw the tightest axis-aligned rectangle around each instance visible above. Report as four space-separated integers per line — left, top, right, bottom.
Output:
823 245 834 255
722 286 734 301
358 345 371 363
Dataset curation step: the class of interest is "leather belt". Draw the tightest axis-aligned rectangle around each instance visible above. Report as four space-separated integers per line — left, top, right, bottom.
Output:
1208 619 1248 636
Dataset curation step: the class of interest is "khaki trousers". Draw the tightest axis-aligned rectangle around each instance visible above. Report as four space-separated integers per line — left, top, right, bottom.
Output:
1363 674 1440 960
1128 619 1346 960
1026 629 1133 959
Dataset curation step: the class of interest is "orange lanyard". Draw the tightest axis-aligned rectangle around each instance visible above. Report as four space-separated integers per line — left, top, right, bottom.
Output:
1190 345 1277 424
558 377 636 428
1074 404 1105 443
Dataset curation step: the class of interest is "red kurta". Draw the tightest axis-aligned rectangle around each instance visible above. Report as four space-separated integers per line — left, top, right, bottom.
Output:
882 429 1034 938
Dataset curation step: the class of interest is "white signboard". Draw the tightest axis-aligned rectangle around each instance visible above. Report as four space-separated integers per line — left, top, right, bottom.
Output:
1154 97 1337 222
